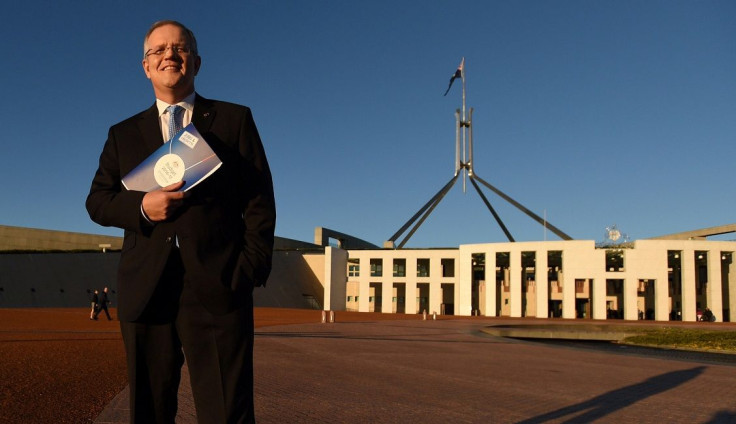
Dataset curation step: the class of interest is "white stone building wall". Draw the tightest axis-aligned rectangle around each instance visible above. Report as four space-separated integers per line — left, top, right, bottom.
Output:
338 239 736 323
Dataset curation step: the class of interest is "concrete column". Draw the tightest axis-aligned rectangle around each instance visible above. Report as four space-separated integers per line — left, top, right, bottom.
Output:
623 278 638 321
729 258 736 322
485 250 497 317
430 280 442 316
536 250 549 319
323 247 333 311
358 276 370 313
654 276 669 322
406 281 418 314
382 281 393 314
708 251 723 322
592 278 607 320
407 258 418 314
681 249 696 322
645 248 671 322
510 251 522 317
561 272 575 320
324 247 348 312
458 252 473 316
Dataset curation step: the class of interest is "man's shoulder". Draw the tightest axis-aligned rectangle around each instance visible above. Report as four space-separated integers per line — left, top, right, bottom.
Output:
111 104 157 129
196 96 252 114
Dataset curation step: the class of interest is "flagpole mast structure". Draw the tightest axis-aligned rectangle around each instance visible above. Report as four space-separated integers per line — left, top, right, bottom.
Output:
384 59 572 249
453 58 471 192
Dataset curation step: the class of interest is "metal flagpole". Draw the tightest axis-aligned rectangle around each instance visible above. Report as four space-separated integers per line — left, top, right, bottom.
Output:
385 57 573 248
461 58 467 192
454 110 461 177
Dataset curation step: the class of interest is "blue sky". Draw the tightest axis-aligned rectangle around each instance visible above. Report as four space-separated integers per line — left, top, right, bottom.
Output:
1 1 734 248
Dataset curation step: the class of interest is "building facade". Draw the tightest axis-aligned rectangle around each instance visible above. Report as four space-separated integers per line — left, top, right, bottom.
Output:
344 239 736 323
4 224 735 323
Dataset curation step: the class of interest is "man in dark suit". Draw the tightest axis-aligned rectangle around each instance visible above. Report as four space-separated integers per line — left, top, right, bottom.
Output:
86 20 275 423
93 286 112 320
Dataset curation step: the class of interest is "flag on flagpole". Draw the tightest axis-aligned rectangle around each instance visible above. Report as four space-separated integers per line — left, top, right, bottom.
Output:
443 58 464 96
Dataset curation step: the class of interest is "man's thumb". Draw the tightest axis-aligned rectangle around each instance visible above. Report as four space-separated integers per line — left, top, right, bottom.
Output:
161 180 185 192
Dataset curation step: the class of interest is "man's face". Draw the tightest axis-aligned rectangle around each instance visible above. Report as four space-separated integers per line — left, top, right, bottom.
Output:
142 24 201 101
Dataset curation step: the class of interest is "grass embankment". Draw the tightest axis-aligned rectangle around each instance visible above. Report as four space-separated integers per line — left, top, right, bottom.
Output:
623 328 736 352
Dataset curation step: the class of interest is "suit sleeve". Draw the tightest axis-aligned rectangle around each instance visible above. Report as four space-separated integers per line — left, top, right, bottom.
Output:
236 108 276 287
86 127 148 233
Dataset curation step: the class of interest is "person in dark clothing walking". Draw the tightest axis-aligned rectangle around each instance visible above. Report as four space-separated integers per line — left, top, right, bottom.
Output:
90 290 99 320
94 287 112 321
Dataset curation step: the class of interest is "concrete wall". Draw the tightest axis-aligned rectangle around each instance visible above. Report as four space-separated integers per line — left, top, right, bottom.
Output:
253 250 326 309
345 248 460 315
324 247 348 311
0 252 120 308
11 233 735 323
0 225 123 251
1 249 327 310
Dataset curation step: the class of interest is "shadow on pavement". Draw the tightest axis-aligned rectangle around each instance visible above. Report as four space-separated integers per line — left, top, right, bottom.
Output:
517 366 706 423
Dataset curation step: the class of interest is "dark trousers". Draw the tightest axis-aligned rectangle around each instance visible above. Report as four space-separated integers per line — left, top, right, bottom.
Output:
95 304 112 320
120 249 255 424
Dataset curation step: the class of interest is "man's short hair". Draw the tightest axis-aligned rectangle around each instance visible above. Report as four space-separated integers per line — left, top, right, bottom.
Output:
143 20 199 59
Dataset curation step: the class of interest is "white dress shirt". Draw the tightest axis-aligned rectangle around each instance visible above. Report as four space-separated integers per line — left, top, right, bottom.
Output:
156 92 196 142
140 92 196 224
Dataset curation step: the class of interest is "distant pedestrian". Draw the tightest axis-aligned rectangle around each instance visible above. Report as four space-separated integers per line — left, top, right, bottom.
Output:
94 287 112 321
701 308 715 322
90 290 99 320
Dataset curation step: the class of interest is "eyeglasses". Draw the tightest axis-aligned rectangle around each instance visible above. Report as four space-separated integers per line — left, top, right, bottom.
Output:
144 45 193 59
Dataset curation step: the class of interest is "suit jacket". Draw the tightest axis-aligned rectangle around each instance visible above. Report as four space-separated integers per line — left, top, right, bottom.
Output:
98 291 109 307
87 94 276 322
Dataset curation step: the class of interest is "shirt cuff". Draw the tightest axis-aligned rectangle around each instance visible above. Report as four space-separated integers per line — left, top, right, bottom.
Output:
140 203 154 225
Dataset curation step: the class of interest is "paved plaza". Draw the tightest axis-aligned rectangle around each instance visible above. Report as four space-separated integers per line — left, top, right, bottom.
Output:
95 318 736 423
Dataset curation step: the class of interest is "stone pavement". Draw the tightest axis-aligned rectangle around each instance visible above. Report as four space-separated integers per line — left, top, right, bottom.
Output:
95 318 736 423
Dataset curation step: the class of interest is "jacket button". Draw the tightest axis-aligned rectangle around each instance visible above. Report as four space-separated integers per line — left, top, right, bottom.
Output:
166 237 173 243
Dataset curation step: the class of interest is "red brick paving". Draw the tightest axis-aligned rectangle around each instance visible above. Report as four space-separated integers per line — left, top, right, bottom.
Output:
101 312 736 423
0 308 126 424
3 308 736 423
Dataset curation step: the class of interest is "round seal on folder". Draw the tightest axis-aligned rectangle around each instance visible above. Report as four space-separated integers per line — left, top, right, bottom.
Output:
154 154 186 187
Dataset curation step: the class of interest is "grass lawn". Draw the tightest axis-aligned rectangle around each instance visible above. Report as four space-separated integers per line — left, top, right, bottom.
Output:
623 328 736 352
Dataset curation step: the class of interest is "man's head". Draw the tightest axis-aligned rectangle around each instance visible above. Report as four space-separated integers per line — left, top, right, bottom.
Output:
142 20 201 103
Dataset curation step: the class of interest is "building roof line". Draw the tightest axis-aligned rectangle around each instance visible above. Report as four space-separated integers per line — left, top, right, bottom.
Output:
647 224 736 240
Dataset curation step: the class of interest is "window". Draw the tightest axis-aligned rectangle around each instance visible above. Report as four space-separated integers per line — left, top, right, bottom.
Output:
472 254 485 281
575 279 585 294
442 258 455 277
393 259 406 277
417 258 430 277
370 259 383 277
606 279 623 295
346 296 352 302
552 281 562 293
606 250 625 272
348 258 360 277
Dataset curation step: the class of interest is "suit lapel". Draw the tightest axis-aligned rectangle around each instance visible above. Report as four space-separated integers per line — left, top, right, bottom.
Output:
192 94 216 133
137 103 165 154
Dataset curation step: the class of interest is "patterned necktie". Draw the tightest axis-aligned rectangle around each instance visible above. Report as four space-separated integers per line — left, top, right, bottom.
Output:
167 105 183 142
